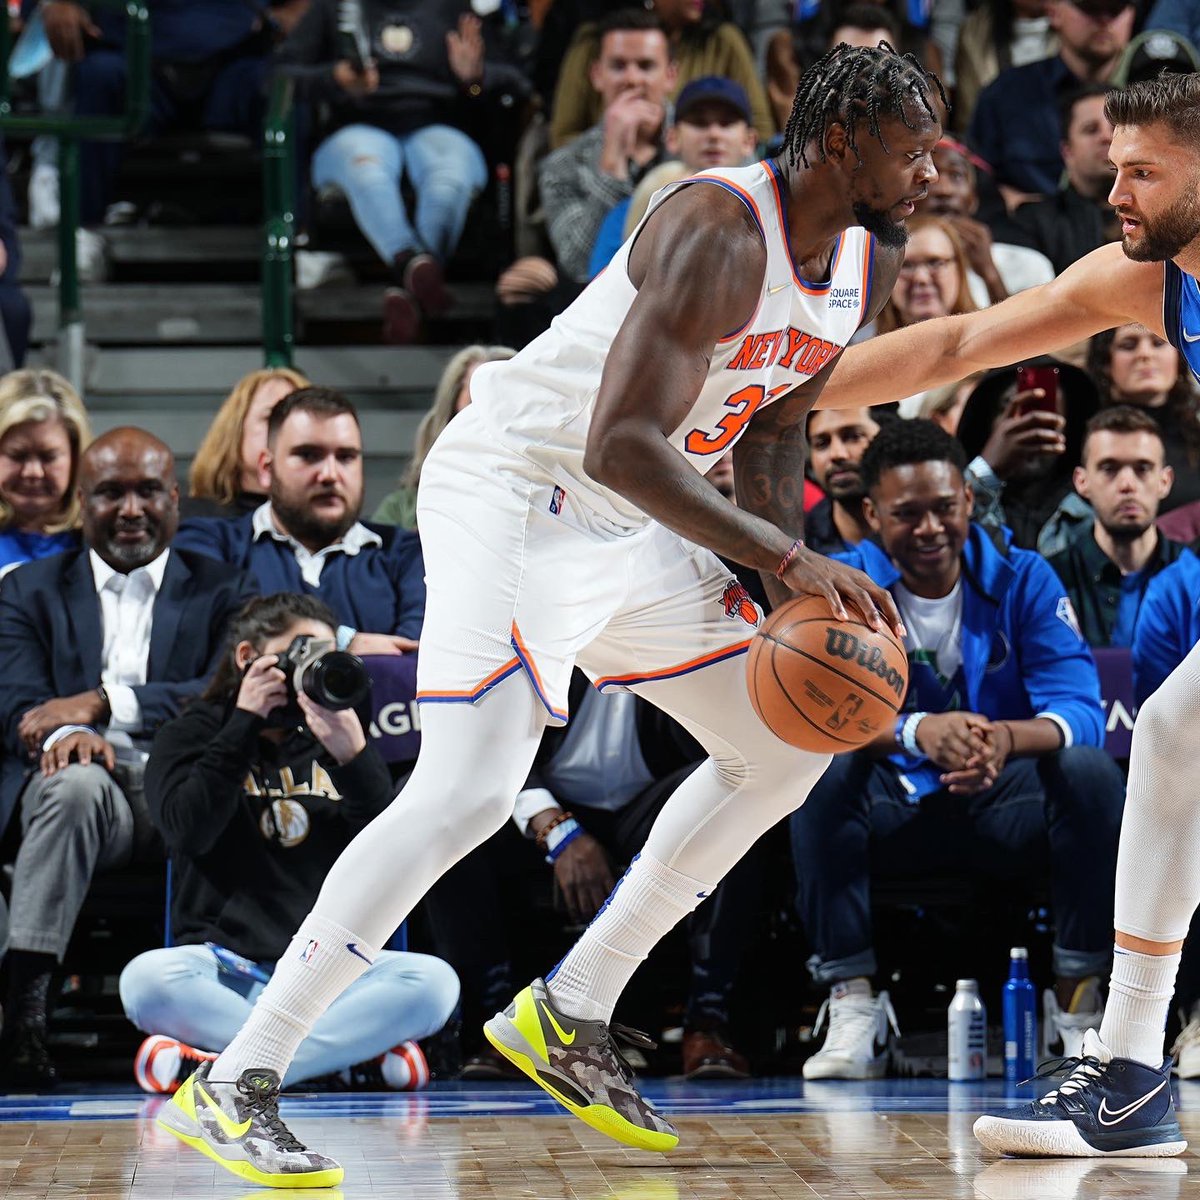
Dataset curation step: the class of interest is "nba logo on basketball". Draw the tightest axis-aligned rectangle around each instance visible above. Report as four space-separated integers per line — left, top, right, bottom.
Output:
300 939 319 964
720 580 758 627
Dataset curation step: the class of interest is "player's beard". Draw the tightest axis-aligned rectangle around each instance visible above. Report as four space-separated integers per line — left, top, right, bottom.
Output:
852 200 909 249
1123 183 1200 262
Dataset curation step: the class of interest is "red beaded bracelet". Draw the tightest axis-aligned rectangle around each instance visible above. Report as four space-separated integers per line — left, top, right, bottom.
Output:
775 537 805 581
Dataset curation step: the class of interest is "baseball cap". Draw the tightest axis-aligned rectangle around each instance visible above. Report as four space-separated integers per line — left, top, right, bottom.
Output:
1112 29 1200 86
674 76 753 124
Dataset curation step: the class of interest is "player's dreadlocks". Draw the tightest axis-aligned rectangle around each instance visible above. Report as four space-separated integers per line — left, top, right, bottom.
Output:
782 42 946 170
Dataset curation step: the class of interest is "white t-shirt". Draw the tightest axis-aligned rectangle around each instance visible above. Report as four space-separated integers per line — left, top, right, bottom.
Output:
894 579 964 688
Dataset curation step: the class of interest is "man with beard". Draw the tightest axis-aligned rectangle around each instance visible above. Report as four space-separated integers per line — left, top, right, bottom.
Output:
819 71 1200 1158
968 0 1134 202
1049 406 1186 648
805 406 885 554
0 428 253 1085
175 387 425 656
153 42 937 1186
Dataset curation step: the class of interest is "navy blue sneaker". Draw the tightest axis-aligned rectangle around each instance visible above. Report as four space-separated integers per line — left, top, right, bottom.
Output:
974 1029 1187 1157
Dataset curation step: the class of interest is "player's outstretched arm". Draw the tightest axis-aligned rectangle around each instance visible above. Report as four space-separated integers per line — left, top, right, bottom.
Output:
583 184 798 576
816 242 1167 411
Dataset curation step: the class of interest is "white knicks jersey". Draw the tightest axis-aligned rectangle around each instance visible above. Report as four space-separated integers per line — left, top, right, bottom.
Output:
469 159 877 527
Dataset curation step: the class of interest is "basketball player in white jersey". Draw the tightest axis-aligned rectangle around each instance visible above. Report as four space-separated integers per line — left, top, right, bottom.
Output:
818 73 1200 1158
154 43 945 1187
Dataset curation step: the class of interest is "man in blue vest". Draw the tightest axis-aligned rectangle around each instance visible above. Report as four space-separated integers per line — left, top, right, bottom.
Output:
791 419 1125 1080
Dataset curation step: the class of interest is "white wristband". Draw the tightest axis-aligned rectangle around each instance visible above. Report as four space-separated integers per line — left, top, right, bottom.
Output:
902 712 928 756
544 817 581 856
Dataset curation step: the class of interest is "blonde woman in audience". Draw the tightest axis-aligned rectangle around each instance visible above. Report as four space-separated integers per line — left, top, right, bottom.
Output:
873 216 979 417
374 345 515 529
918 371 989 436
184 367 310 519
0 368 91 574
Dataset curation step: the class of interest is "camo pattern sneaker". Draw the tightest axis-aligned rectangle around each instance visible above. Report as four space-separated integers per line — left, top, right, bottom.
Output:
483 977 678 1152
156 1060 344 1187
973 1028 1187 1157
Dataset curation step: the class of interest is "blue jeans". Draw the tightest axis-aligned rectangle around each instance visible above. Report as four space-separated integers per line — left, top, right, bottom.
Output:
311 123 487 265
790 747 1125 986
119 943 459 1085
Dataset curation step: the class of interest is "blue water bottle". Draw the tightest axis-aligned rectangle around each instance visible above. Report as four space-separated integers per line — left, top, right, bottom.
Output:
1003 946 1038 1082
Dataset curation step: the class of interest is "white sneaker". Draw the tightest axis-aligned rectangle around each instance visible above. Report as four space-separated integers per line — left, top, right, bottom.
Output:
294 249 353 290
28 162 59 229
1171 1003 1200 1078
1042 978 1104 1060
802 980 899 1080
75 228 110 282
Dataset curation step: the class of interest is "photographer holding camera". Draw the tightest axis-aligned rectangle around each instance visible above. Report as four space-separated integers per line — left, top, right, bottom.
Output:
119 592 458 1094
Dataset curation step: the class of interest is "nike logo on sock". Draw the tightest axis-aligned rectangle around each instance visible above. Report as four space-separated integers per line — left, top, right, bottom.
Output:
1097 1081 1168 1126
346 942 373 965
540 1001 577 1045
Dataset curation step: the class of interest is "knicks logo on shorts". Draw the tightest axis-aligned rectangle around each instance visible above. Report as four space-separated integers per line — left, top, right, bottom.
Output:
720 580 758 627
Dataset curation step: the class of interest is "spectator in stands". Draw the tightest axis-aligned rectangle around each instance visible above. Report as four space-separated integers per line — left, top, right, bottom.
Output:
918 371 988 436
1049 407 1186 647
588 75 758 277
1132 548 1200 705
871 217 978 418
923 138 1054 304
0 428 252 1086
953 0 1058 135
550 1 771 150
119 592 458 1094
957 357 1099 553
373 345 515 529
804 407 885 555
276 0 529 344
49 0 274 235
183 367 311 520
968 0 1135 204
766 3 902 136
0 370 91 575
1112 26 1200 84
541 10 676 286
425 670 765 1080
1088 324 1200 514
1008 84 1118 274
0 137 31 367
174 387 425 656
792 420 1123 1080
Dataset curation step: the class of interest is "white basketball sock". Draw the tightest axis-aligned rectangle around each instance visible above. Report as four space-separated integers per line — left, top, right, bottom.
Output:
1099 947 1181 1067
546 852 713 1024
212 916 378 1082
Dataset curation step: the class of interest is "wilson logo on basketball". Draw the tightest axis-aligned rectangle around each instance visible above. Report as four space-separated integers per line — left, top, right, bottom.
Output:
720 580 759 627
824 628 906 700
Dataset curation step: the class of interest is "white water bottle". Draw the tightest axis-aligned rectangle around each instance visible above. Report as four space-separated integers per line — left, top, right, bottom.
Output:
948 978 987 1080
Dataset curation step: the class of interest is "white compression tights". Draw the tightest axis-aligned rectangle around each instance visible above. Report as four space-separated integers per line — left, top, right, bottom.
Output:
1113 636 1200 945
215 655 830 1078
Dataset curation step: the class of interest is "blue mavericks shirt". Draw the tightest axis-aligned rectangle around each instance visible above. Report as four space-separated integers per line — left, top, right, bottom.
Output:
1162 260 1200 381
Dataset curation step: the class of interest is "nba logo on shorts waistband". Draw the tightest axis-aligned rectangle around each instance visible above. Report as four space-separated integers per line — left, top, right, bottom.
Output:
299 939 319 964
550 486 566 515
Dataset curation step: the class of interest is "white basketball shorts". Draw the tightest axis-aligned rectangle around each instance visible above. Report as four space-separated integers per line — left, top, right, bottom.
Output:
414 407 762 724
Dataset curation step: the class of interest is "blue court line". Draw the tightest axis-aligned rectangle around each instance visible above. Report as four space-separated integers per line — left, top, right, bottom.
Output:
3 1077 1198 1124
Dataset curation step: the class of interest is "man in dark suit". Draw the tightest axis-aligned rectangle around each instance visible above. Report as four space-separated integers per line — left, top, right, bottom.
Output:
0 427 253 1085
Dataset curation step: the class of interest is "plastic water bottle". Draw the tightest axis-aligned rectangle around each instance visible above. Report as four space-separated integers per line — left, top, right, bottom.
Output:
948 979 987 1080
1003 947 1038 1083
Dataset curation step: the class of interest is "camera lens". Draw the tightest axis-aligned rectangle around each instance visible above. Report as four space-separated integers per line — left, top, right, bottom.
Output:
299 651 370 710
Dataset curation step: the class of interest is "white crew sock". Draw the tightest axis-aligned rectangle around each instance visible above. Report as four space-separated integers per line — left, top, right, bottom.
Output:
1099 947 1181 1067
546 852 715 1024
212 915 379 1082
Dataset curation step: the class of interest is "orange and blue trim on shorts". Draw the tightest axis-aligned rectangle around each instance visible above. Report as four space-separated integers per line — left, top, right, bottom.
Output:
416 622 569 723
593 638 755 693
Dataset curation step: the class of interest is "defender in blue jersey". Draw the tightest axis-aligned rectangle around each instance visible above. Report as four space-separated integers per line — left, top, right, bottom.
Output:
822 72 1200 1157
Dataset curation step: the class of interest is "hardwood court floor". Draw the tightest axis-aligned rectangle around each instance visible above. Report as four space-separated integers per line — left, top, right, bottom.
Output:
3 1079 1200 1200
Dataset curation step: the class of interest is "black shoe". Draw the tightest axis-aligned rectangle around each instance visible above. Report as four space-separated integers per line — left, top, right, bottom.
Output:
0 1025 57 1089
974 1028 1187 1157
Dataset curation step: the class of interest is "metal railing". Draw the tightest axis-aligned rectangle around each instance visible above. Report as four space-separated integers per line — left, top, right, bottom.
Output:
0 1 151 390
262 73 295 367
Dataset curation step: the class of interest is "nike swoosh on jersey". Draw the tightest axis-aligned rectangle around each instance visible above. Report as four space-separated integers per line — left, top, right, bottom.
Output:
1096 1080 1168 1126
1183 328 1200 342
197 1084 253 1139
346 942 373 965
767 282 790 294
540 1000 577 1046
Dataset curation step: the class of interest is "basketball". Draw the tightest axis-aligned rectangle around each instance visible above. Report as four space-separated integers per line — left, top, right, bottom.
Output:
746 595 909 753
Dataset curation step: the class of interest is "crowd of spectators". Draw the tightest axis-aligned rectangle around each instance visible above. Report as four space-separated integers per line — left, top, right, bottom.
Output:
1 0 1200 1092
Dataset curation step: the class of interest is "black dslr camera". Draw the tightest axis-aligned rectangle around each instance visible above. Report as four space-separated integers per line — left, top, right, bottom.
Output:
270 634 371 726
